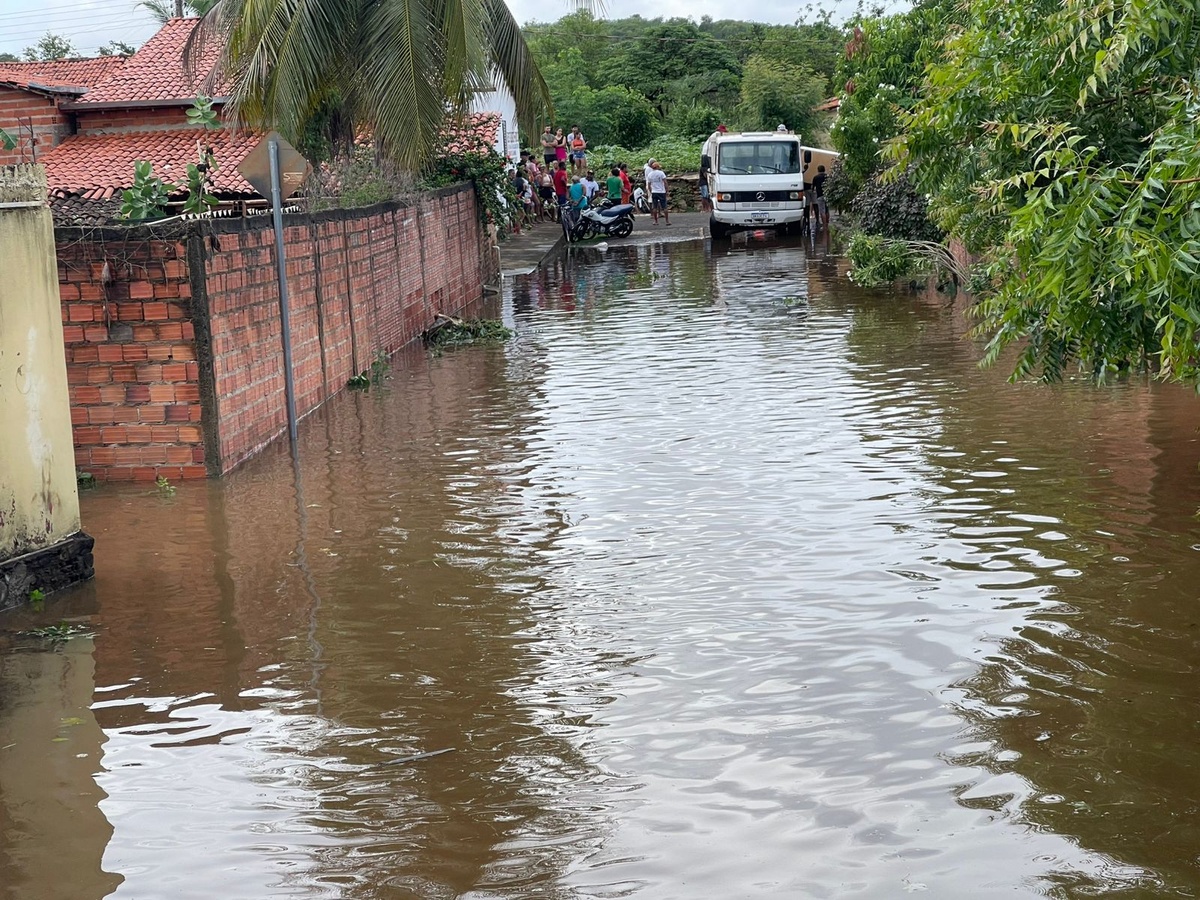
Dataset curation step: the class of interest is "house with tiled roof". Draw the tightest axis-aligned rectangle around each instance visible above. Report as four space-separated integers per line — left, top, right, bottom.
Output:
0 18 263 222
0 57 126 165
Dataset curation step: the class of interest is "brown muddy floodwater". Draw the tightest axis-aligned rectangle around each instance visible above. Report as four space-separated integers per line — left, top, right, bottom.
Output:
4 234 1200 900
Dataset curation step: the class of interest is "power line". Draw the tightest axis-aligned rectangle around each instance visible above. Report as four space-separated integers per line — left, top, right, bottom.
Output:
0 0 146 23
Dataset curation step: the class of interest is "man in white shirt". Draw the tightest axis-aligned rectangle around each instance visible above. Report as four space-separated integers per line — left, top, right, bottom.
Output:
643 157 656 188
646 161 669 225
582 171 599 200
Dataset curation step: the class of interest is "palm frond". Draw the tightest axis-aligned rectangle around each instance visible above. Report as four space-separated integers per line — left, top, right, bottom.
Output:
481 0 552 134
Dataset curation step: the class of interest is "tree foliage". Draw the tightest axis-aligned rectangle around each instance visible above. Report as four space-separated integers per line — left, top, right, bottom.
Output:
522 12 847 144
738 54 824 133
23 33 76 61
830 1 959 196
195 0 550 170
894 0 1200 383
138 0 218 24
98 41 137 57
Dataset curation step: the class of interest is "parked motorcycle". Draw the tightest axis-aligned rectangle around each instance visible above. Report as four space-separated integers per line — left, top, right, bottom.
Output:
578 199 634 239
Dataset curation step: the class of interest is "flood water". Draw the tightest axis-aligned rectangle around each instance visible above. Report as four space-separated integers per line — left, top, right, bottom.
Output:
4 234 1200 899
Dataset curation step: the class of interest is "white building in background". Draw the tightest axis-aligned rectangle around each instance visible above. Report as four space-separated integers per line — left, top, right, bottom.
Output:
471 83 520 161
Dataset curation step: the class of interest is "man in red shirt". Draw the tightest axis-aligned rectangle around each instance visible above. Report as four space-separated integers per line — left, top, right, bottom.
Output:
552 161 570 209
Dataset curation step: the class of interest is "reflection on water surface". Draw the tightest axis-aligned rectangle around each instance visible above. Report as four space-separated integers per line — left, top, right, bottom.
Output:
2 235 1200 899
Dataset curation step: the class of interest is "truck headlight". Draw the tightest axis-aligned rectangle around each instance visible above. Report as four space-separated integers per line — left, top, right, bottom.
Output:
717 193 732 202
789 191 801 200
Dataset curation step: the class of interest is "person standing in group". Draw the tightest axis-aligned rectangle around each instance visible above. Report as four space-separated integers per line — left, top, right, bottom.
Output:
646 160 670 225
568 175 588 210
524 153 543 220
553 160 570 210
606 166 624 202
811 164 829 230
540 126 556 168
582 170 600 202
643 157 656 190
618 163 633 211
510 168 530 232
538 167 557 221
555 128 568 166
569 126 588 175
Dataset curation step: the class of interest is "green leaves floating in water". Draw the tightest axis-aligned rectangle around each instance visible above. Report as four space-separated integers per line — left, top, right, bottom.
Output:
425 318 513 349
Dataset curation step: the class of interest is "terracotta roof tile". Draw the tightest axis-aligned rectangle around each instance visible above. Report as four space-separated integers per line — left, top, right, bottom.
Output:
0 57 126 94
80 18 226 105
437 112 502 155
40 128 261 198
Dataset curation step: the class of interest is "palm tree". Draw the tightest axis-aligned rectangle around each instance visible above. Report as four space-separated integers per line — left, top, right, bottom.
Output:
188 0 550 170
138 0 219 24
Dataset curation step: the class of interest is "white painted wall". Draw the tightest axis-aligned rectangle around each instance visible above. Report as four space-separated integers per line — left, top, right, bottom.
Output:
471 84 520 161
0 164 81 561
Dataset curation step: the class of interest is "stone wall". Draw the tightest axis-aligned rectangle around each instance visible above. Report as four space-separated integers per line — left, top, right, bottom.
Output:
57 184 497 481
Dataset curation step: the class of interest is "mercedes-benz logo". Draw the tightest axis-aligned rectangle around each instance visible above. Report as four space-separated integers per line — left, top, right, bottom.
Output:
755 192 766 202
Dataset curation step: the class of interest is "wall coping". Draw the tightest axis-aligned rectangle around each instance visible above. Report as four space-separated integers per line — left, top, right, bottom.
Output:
53 181 475 243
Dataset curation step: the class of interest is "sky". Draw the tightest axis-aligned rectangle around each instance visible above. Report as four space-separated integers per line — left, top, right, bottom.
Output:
0 0 904 60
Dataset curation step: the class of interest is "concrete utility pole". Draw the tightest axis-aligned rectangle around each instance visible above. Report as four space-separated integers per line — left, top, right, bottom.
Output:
0 164 94 610
175 0 184 17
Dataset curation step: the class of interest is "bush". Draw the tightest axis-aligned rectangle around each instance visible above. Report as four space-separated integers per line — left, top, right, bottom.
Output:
667 102 723 141
850 169 941 242
823 157 856 212
589 135 702 177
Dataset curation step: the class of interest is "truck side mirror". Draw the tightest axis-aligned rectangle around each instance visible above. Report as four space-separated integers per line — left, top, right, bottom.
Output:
803 149 812 164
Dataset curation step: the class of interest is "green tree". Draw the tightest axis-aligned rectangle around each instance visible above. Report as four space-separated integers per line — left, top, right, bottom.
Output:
894 0 1200 383
22 33 76 61
737 54 824 134
98 41 137 56
523 11 611 92
197 0 550 169
830 2 958 196
0 52 19 63
607 20 741 116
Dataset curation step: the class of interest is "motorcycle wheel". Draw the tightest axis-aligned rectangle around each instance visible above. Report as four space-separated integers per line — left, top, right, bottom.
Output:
574 220 593 241
612 218 633 238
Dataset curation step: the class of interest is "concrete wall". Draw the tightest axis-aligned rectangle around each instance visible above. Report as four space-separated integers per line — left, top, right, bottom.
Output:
0 164 93 608
55 183 499 481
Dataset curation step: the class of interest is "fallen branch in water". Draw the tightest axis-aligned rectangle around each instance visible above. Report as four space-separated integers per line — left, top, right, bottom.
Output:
379 747 456 766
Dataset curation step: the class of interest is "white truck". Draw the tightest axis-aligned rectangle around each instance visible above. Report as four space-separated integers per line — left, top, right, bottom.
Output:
701 130 839 239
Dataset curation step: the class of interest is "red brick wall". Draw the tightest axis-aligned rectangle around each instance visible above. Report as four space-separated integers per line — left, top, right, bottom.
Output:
58 233 207 482
74 106 192 133
205 185 490 473
58 184 495 480
0 86 71 165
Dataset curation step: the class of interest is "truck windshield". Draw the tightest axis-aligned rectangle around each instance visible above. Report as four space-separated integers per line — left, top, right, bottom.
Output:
717 141 801 175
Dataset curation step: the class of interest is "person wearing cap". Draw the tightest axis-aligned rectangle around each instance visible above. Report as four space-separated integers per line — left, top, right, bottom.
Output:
777 123 788 132
643 157 656 188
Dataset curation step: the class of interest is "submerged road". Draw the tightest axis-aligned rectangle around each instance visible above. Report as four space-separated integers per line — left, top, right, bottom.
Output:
3 234 1200 898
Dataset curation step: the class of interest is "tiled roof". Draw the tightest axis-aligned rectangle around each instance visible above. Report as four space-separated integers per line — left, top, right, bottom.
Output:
436 112 503 156
79 18 226 105
40 128 261 198
0 57 126 94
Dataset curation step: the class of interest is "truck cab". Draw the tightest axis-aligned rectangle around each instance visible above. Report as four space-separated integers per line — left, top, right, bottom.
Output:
702 131 838 239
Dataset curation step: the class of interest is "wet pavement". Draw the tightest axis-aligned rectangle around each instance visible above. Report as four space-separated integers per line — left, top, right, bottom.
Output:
3 232 1200 899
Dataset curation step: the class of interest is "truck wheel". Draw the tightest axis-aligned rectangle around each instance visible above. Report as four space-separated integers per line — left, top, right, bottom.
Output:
709 216 731 240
